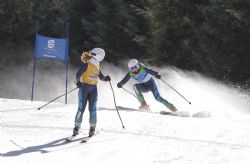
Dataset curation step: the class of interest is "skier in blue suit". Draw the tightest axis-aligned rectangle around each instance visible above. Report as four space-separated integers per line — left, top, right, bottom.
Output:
117 59 177 112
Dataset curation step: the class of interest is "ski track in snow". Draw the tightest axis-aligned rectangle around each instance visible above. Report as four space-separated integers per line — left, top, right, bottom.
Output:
1 98 250 164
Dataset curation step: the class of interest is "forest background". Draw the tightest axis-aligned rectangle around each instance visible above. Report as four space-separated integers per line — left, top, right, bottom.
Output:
0 0 249 88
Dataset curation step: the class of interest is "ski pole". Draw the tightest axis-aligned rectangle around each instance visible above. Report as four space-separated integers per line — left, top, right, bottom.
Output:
122 87 137 99
160 79 192 105
108 81 125 129
38 87 78 110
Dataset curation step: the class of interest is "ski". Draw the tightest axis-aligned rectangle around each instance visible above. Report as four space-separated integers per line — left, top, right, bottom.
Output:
160 111 190 117
65 135 77 142
117 106 190 117
80 136 93 143
65 130 99 143
117 106 158 114
160 111 174 115
80 131 99 143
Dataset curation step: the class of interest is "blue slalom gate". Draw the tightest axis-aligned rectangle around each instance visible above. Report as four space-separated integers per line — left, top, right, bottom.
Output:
31 22 69 104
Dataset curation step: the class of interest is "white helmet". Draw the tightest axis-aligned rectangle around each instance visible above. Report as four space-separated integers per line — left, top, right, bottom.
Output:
128 59 139 71
91 48 105 62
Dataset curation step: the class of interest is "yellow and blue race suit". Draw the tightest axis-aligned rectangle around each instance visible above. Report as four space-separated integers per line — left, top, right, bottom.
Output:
74 62 106 128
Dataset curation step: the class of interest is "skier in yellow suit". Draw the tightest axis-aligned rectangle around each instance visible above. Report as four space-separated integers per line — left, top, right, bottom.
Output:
72 48 111 137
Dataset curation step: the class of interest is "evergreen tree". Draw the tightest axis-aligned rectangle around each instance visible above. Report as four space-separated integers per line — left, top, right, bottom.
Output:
145 0 250 83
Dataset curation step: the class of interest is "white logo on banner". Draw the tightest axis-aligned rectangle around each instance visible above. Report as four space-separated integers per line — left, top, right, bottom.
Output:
48 40 55 49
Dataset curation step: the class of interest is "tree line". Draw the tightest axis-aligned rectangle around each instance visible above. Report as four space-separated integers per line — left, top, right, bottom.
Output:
0 0 249 86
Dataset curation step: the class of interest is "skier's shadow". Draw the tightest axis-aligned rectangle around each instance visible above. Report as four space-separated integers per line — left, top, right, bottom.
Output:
2 137 82 157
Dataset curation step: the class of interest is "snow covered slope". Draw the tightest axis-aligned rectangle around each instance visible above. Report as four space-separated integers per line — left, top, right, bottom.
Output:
1 97 250 164
1 65 250 163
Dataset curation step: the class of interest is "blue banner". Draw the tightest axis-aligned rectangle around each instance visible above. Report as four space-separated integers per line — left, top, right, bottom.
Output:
35 34 68 61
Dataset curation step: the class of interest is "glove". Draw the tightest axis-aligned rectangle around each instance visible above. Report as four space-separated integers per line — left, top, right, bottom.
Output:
155 73 161 79
117 83 122 88
76 81 81 88
104 75 111 81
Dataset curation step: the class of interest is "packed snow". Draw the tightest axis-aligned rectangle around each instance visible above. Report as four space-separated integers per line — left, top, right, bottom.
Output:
1 66 250 164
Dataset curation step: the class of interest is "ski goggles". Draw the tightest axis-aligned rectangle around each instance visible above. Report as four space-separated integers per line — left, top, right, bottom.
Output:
129 65 139 72
91 52 97 56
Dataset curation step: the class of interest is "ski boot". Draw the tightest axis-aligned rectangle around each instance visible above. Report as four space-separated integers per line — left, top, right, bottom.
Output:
89 126 95 137
72 126 79 136
139 100 150 110
165 103 177 113
66 126 80 142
